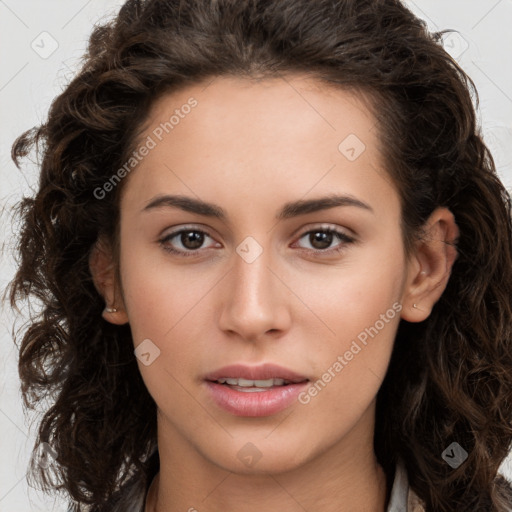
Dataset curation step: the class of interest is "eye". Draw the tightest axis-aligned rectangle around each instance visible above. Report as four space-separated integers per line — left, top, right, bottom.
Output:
159 225 355 258
159 227 220 256
294 227 355 254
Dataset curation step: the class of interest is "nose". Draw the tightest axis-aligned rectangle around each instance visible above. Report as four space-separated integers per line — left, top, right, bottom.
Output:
217 244 292 342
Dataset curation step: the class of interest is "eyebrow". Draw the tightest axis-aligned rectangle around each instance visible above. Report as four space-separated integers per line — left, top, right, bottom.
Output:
142 193 373 220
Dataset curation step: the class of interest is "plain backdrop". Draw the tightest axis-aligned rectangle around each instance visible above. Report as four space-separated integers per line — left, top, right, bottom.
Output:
1 1 511 510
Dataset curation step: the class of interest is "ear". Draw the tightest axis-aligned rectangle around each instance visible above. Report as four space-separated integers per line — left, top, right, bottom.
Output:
401 207 459 322
89 236 129 325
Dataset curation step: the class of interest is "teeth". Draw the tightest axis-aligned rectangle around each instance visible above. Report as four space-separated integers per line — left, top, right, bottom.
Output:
216 377 286 387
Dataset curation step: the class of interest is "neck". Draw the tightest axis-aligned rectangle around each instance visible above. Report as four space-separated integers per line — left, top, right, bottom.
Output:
146 407 389 512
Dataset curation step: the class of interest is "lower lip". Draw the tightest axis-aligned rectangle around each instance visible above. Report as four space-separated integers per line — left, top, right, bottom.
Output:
205 381 309 417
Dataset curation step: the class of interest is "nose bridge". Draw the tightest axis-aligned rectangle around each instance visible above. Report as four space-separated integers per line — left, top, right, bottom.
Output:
233 249 273 305
218 239 290 339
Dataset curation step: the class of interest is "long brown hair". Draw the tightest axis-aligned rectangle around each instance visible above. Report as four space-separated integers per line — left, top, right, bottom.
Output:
9 0 512 510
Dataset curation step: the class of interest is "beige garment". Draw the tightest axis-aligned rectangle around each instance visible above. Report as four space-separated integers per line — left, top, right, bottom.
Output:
407 487 426 511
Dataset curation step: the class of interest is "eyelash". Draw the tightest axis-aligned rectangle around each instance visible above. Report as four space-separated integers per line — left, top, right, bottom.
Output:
159 225 355 258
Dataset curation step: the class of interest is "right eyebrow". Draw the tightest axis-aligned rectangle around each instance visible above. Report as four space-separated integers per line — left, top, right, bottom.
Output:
142 195 226 219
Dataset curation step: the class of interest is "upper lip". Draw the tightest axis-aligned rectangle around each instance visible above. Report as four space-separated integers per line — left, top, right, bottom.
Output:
204 364 310 383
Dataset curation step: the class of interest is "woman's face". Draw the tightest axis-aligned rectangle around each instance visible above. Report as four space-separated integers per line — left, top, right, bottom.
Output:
112 75 414 473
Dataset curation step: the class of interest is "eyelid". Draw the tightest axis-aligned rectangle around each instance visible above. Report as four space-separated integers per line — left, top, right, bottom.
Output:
294 223 356 240
159 223 215 239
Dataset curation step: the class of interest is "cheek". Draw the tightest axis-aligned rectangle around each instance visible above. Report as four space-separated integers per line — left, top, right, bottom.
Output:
293 292 401 462
118 235 227 393
298 237 405 342
118 235 214 342
293 240 405 415
118 249 214 416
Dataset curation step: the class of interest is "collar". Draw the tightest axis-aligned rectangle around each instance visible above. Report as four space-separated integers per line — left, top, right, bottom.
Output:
387 459 425 511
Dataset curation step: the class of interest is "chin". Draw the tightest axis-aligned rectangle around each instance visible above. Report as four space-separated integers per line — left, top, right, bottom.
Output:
203 437 315 476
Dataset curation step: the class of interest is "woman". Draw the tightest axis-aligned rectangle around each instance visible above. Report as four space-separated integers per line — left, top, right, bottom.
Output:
9 0 512 510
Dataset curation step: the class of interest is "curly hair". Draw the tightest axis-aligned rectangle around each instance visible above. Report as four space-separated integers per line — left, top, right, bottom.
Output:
9 0 512 510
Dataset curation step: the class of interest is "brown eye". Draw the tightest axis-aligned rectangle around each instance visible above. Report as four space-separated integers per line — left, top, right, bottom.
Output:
308 231 333 250
180 230 205 249
160 228 219 256
295 227 355 254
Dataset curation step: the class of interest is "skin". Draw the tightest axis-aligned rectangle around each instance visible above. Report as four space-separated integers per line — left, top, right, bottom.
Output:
90 74 458 512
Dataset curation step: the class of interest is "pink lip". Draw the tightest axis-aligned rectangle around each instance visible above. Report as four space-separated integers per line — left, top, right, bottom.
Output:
204 363 310 417
204 363 309 382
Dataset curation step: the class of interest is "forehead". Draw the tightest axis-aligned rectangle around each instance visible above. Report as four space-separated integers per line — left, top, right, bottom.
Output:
121 74 399 223
144 74 378 153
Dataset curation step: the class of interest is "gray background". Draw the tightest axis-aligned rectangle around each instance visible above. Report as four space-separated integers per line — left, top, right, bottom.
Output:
1 1 511 510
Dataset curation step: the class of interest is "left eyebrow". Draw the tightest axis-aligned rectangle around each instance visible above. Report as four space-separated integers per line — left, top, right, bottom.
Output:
277 194 374 219
142 193 374 219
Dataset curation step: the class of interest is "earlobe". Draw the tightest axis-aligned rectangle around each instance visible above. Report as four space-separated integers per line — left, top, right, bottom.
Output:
89 237 129 325
401 207 459 323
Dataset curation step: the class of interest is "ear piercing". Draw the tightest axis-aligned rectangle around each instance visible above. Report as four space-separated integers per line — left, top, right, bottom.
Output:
413 304 418 309
105 306 118 313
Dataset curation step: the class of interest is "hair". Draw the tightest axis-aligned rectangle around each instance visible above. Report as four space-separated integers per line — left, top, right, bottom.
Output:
8 0 512 510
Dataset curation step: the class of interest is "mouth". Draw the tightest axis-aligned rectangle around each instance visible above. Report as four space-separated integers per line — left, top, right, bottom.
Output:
208 377 308 392
204 363 310 387
203 364 310 416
